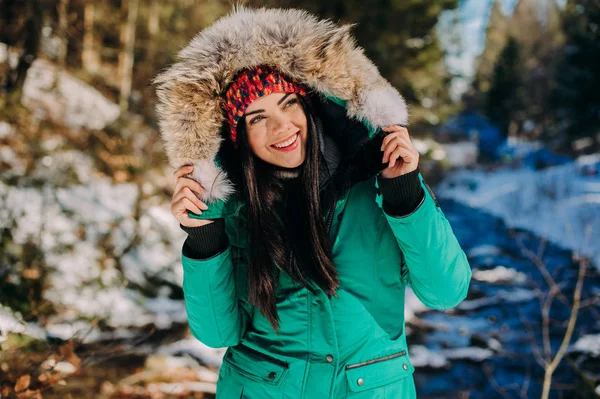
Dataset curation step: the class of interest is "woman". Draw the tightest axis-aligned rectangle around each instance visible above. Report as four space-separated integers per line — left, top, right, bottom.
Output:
156 7 471 398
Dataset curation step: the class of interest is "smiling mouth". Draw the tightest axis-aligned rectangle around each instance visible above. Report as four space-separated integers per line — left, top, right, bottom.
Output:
271 133 299 148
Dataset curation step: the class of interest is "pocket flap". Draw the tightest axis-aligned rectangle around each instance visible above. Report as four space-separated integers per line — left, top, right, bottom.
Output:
223 345 288 386
345 349 414 393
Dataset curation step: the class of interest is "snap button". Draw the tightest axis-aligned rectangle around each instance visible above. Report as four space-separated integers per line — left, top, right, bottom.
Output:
325 354 334 363
337 212 343 221
357 378 364 386
403 363 409 371
268 372 277 380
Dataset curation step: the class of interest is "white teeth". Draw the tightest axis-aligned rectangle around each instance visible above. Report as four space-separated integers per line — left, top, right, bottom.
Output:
273 134 298 148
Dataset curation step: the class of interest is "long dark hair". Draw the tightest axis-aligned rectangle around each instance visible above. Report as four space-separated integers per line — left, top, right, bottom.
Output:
217 95 342 332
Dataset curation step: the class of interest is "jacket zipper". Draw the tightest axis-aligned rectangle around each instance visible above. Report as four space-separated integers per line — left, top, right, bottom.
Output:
345 350 407 370
235 344 289 369
325 191 339 234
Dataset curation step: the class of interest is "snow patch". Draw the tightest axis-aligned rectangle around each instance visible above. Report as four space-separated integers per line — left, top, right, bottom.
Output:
158 338 227 368
21 58 120 130
569 334 600 357
439 154 600 270
443 347 494 362
472 266 528 284
458 288 537 311
409 345 450 368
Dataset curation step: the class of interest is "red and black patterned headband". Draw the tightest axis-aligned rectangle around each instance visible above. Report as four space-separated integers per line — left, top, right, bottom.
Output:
224 65 308 145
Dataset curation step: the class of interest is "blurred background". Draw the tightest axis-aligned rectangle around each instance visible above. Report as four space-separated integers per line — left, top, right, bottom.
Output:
0 0 598 398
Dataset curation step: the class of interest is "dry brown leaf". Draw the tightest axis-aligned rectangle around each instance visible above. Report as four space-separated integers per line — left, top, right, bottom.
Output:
14 375 31 392
22 268 40 279
37 373 48 383
59 342 74 359
16 389 42 399
68 353 81 368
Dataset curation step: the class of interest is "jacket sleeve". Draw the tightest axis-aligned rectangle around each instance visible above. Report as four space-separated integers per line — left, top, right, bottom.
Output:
377 173 472 309
182 247 252 348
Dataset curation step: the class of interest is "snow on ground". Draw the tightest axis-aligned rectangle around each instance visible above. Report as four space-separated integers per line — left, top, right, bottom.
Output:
472 265 527 284
441 141 479 168
409 344 494 369
457 287 537 311
23 59 120 130
0 306 46 343
438 153 600 270
158 338 227 368
0 43 119 130
0 161 188 333
404 288 430 321
568 334 600 357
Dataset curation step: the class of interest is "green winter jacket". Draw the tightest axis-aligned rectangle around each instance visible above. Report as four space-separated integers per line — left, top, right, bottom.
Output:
181 171 471 398
154 7 472 398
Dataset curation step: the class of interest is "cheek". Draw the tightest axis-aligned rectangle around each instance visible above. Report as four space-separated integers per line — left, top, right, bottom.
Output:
246 131 268 157
292 109 308 131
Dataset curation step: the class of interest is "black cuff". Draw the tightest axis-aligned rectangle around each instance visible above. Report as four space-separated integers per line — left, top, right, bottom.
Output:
180 219 229 260
377 167 425 217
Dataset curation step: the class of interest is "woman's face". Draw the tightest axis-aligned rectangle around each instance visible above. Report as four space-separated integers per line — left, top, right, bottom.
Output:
243 92 308 169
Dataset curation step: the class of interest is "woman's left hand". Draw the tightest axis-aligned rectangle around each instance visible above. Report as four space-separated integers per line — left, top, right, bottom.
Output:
380 125 420 179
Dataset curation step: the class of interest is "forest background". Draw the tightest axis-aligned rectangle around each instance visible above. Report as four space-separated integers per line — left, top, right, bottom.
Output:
1 0 599 398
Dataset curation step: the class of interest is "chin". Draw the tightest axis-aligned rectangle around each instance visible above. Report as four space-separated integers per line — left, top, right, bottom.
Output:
278 158 303 169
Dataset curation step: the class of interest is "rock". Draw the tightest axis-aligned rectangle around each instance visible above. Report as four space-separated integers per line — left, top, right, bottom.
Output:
21 58 120 130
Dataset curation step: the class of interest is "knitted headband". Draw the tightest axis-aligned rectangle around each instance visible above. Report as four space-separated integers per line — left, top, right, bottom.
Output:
224 65 308 145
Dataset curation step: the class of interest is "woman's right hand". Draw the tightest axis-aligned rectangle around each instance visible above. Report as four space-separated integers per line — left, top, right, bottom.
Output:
171 165 214 228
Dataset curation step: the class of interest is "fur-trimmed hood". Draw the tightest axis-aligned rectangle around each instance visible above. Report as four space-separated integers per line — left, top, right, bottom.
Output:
154 6 408 203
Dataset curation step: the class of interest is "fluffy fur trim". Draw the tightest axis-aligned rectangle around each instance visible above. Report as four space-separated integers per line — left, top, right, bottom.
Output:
154 6 408 202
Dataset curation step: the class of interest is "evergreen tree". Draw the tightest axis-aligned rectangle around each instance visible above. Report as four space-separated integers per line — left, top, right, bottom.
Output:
474 0 508 95
486 37 525 138
474 0 566 140
248 0 459 125
508 0 542 51
551 0 600 144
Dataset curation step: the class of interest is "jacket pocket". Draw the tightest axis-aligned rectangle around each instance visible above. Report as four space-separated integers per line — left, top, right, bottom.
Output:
344 349 414 393
223 344 289 387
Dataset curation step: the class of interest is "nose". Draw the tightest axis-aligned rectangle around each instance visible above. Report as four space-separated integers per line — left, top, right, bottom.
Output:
269 112 292 138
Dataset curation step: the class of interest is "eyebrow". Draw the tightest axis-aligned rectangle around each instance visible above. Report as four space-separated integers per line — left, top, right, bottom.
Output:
244 93 294 117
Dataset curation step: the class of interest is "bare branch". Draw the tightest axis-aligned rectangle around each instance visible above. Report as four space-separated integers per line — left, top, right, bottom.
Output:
516 235 569 305
482 363 513 399
540 257 588 399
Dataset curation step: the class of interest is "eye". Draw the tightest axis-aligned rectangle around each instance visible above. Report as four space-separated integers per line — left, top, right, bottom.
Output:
284 98 299 108
249 115 265 125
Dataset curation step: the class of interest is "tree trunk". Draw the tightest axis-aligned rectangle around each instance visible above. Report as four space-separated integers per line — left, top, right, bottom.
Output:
118 0 139 113
82 0 100 73
146 0 159 64
56 0 69 69
11 0 42 101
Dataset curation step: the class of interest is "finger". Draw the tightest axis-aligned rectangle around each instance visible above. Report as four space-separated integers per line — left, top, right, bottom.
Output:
174 177 206 198
171 199 201 224
382 125 404 132
382 138 401 163
174 165 194 179
382 125 408 135
388 148 404 169
381 128 411 151
172 187 208 210
389 147 416 168
181 216 215 228
381 131 401 151
382 125 410 140
179 197 203 215
382 136 412 163
172 188 208 211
